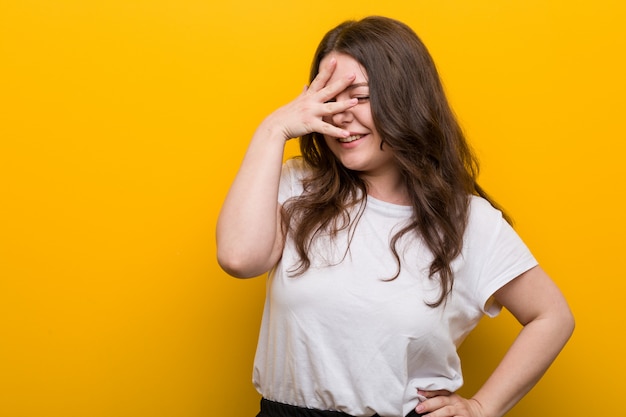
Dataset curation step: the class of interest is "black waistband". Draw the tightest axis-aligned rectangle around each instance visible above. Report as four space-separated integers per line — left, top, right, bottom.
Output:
257 398 424 417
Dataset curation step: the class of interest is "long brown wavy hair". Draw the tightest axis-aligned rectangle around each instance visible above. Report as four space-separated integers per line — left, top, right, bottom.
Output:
281 16 510 307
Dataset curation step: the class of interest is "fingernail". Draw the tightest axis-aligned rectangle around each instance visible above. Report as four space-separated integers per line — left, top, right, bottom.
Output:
416 404 425 413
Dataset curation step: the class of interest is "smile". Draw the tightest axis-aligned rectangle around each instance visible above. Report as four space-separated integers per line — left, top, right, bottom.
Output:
338 134 365 143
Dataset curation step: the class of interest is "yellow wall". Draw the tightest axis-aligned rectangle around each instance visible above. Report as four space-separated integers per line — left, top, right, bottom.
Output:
1 1 624 416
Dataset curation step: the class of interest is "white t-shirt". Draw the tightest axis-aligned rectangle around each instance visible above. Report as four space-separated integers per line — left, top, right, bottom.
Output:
253 159 537 417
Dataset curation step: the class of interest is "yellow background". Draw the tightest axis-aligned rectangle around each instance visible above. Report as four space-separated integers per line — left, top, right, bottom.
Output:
1 1 624 416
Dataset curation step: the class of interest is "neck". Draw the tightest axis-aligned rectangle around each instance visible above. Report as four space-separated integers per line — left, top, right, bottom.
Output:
361 171 410 206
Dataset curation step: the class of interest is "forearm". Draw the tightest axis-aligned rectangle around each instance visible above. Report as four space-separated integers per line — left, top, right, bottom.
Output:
472 307 574 417
217 60 359 277
216 119 287 277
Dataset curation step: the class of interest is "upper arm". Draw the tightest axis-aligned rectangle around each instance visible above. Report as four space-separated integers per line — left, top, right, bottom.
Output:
216 202 286 278
493 265 574 327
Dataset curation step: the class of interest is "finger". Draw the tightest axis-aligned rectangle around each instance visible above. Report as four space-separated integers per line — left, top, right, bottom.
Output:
415 395 450 415
416 393 467 416
317 72 356 103
323 98 358 116
315 120 351 138
308 57 337 92
417 389 453 398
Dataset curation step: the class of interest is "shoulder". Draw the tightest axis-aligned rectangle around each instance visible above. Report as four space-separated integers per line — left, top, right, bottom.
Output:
464 195 514 251
464 195 535 266
282 157 309 178
462 196 538 315
467 195 505 230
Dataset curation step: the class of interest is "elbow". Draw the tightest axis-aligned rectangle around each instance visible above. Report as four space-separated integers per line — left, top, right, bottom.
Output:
216 246 270 278
560 292 576 338
563 305 576 340
552 301 576 346
218 261 263 279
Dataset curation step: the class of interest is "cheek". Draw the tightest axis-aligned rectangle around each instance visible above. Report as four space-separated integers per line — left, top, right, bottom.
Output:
358 106 374 126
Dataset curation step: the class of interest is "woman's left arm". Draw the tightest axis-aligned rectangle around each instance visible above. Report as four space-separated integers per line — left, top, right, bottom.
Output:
416 265 575 417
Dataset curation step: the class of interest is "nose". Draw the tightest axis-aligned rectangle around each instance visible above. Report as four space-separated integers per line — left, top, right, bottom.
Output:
331 106 354 126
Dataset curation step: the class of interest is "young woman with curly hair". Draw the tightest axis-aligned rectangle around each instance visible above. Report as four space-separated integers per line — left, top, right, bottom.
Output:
217 16 574 417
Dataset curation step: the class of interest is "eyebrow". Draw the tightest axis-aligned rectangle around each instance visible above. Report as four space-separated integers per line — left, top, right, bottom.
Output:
347 83 369 90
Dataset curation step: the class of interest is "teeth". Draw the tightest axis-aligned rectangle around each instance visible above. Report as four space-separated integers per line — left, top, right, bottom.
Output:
339 134 363 143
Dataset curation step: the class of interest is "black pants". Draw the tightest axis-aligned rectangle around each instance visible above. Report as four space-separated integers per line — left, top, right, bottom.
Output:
257 398 424 417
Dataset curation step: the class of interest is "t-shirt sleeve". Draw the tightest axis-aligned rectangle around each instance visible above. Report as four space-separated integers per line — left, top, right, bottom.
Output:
278 158 306 204
468 197 538 317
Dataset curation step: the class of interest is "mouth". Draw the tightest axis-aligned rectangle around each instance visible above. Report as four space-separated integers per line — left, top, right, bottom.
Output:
338 134 365 143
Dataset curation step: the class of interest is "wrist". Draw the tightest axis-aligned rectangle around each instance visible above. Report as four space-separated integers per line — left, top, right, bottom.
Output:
259 113 294 143
469 397 500 417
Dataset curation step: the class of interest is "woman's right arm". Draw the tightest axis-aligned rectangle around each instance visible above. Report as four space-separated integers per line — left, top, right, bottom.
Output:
216 59 358 278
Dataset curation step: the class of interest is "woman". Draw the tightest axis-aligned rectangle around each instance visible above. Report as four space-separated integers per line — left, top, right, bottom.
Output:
217 16 574 417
